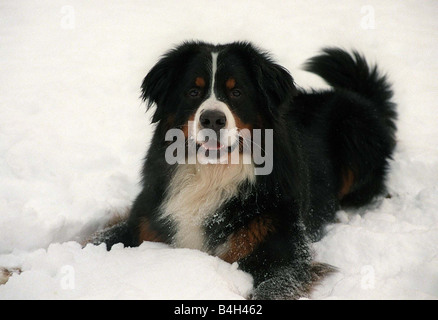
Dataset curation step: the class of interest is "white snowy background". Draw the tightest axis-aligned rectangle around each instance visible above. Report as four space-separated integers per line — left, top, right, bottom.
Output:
0 0 437 299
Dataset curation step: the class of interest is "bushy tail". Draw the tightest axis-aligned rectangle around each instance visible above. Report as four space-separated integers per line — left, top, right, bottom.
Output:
304 48 397 136
304 48 397 207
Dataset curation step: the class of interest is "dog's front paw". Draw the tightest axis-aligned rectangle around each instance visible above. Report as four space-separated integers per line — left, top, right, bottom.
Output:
251 276 302 300
250 263 337 300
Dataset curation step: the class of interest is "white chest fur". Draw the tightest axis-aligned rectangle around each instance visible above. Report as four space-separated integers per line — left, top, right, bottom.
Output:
159 161 255 252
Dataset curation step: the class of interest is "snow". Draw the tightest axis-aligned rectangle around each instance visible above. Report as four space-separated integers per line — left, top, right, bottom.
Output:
0 242 253 299
0 0 437 299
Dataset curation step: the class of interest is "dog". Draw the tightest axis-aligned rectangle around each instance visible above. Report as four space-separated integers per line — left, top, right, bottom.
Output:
2 41 397 299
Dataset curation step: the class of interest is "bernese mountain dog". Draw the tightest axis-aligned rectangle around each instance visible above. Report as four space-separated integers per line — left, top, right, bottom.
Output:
91 41 396 299
2 41 397 299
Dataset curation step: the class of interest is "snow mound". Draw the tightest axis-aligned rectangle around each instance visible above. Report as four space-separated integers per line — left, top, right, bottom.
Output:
0 242 253 299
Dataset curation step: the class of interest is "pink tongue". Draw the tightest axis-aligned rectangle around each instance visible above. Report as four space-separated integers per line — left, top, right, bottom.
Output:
202 139 223 150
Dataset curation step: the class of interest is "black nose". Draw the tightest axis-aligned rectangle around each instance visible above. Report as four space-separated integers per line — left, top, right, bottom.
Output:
199 110 227 132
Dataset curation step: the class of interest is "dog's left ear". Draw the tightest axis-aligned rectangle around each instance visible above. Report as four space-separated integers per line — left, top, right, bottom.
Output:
255 59 298 115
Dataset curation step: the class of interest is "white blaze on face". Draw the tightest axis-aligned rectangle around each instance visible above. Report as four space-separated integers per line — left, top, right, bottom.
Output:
211 52 218 92
189 51 239 164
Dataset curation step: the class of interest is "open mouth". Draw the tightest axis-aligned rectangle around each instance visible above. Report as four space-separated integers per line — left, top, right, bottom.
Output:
199 137 225 151
195 136 240 157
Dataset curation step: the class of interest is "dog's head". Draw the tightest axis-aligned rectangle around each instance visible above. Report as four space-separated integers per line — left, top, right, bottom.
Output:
141 41 297 164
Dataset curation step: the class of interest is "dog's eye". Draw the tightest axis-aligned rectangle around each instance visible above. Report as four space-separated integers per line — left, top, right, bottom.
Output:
188 88 201 98
230 89 242 98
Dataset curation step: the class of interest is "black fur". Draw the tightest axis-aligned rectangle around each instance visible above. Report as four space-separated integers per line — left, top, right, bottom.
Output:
93 42 397 299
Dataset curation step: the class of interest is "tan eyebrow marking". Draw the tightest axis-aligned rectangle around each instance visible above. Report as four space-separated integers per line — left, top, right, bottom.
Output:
195 77 205 88
226 77 236 90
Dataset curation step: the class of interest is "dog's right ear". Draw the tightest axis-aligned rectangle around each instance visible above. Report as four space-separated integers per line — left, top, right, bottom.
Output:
141 42 205 123
141 52 175 123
